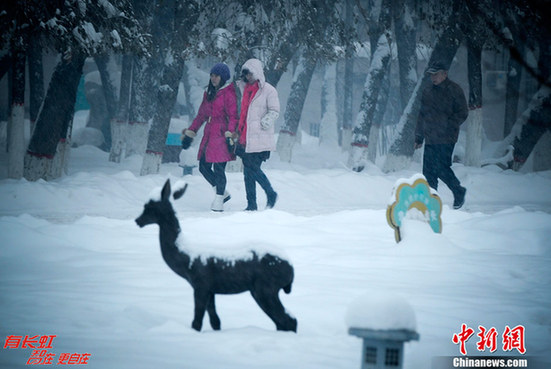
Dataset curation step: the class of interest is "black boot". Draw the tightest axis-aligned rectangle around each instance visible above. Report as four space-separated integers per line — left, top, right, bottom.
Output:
266 191 278 209
453 186 466 209
244 203 257 211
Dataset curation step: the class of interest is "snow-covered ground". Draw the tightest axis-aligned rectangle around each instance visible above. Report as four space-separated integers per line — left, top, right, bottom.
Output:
1 124 550 368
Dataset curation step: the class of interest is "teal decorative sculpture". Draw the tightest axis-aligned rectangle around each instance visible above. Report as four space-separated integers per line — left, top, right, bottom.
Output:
386 174 442 243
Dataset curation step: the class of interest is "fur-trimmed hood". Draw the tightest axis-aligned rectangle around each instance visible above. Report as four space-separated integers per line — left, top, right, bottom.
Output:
241 58 266 87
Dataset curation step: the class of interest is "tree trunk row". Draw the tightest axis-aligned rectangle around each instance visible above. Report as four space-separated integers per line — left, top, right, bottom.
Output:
24 51 86 181
277 53 317 163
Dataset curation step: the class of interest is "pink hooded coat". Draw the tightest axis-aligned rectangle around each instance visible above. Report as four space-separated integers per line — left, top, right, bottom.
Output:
237 59 280 153
189 82 238 163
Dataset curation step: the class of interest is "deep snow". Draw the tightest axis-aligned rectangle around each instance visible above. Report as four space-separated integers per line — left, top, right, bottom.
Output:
1 125 551 368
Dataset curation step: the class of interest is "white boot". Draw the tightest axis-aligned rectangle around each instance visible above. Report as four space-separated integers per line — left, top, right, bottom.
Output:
213 186 231 203
211 194 224 212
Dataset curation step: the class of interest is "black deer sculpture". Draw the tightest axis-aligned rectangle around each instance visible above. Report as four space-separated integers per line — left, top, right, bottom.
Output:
135 179 297 332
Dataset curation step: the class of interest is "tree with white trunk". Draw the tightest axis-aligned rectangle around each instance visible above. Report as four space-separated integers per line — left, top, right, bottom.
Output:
0 0 148 181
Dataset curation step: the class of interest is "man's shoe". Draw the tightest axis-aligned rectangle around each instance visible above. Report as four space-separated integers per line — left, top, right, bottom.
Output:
244 203 257 211
453 187 466 210
266 192 278 209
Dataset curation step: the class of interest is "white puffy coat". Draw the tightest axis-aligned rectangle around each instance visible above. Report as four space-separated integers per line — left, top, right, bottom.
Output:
237 58 280 153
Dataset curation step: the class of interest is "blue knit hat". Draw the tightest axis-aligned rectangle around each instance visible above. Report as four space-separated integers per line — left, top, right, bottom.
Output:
210 63 231 83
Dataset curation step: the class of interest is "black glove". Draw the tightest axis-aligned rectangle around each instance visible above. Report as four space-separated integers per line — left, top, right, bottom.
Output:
181 130 196 150
182 136 193 150
226 137 235 154
224 131 237 155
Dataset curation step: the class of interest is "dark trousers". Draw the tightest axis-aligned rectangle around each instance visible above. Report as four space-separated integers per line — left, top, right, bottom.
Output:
199 157 227 195
241 152 274 207
423 144 462 196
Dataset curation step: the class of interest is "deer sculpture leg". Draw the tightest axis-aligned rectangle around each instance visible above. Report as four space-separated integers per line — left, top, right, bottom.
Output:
192 290 221 331
192 290 209 331
207 294 221 330
251 289 297 332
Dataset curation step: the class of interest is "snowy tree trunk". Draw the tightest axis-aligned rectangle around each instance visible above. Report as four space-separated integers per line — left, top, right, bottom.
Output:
465 108 483 166
277 53 316 163
340 59 354 150
382 77 424 172
347 0 392 171
49 136 71 180
383 12 463 172
538 38 551 83
28 35 44 134
340 0 354 150
95 54 118 150
368 62 391 162
393 0 417 111
264 31 298 87
366 125 380 163
50 86 78 179
510 88 551 170
367 0 385 57
320 63 339 148
109 54 132 163
181 64 196 117
465 43 484 167
277 134 295 164
491 85 551 165
7 27 26 179
141 0 188 176
0 53 10 80
461 6 486 167
141 57 185 176
531 131 551 172
8 105 25 179
110 120 127 162
341 54 354 150
504 37 524 138
126 56 151 157
348 33 392 171
24 50 85 181
124 0 155 158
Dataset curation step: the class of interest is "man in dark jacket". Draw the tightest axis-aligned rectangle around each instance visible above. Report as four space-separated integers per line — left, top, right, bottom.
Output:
414 61 469 209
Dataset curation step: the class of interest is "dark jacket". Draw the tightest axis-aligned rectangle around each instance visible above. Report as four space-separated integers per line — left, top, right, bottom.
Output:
415 78 468 145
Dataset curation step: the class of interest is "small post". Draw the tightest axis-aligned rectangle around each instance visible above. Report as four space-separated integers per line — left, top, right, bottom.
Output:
348 328 419 369
181 165 195 176
347 293 419 369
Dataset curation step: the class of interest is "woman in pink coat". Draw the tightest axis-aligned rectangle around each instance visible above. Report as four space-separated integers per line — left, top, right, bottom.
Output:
182 63 238 212
230 58 279 211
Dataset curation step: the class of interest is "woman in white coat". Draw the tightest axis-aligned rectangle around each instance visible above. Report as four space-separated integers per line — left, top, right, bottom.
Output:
230 58 279 211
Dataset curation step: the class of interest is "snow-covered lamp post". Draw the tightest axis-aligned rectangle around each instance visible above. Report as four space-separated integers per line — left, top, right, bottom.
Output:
346 293 419 369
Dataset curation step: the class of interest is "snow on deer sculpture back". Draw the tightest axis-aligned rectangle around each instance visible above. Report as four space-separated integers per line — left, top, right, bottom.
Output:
135 179 297 332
